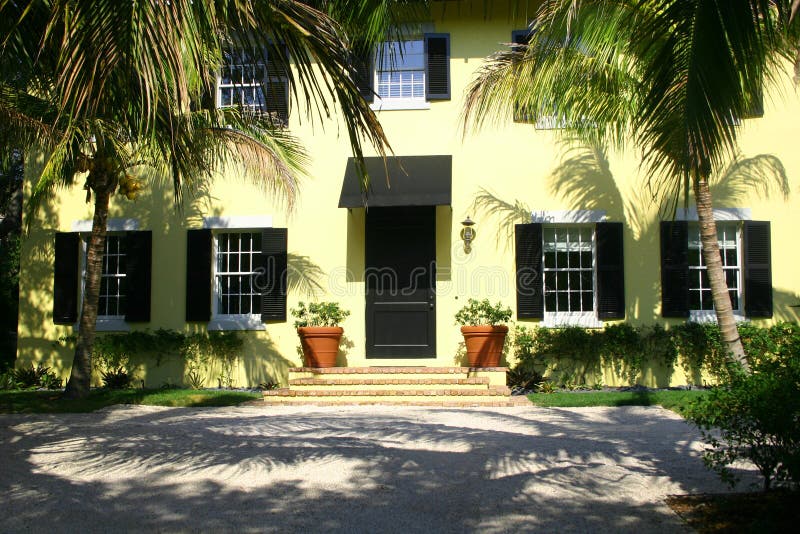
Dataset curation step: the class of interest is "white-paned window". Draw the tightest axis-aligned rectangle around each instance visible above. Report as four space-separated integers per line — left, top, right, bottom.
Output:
688 222 742 312
80 235 126 318
214 232 262 316
375 39 425 104
543 226 595 314
217 49 288 121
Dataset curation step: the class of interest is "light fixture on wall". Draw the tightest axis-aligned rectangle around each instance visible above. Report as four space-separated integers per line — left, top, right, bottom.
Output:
460 216 476 254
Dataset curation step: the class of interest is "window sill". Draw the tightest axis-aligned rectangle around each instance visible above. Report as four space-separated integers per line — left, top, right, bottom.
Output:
689 310 747 323
208 316 266 331
77 318 130 332
542 313 604 329
370 100 430 111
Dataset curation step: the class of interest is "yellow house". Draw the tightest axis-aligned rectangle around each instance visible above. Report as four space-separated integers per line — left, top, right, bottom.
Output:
16 2 800 393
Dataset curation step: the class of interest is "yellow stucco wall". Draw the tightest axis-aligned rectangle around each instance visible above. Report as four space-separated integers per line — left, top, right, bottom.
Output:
16 3 800 387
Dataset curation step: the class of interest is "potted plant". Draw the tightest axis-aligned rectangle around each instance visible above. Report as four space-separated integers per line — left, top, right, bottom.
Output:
292 302 350 368
455 298 513 368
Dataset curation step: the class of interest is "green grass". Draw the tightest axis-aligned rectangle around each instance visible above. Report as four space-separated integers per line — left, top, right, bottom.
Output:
0 388 261 414
527 389 709 414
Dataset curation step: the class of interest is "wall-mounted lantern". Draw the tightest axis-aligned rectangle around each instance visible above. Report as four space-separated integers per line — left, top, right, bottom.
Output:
460 216 476 254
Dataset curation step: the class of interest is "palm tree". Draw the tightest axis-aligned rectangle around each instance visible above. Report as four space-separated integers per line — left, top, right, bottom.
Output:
463 0 798 368
0 0 409 398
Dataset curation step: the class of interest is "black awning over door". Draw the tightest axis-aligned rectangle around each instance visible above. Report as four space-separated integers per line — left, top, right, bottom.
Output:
338 155 452 208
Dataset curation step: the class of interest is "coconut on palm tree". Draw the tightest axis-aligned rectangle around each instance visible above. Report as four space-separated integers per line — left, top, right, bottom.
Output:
0 0 420 398
463 0 799 368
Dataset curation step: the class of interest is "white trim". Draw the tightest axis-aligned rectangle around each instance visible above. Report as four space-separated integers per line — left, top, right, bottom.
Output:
211 231 265 330
689 310 746 324
94 318 131 332
675 207 752 221
202 215 273 229
542 312 604 329
71 218 139 232
370 100 430 111
208 316 266 331
531 210 607 224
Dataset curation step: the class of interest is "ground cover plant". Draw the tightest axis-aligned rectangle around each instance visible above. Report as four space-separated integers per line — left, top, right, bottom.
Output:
525 389 708 414
0 388 260 414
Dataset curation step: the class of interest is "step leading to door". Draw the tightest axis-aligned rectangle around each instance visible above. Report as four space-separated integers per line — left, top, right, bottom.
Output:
264 366 521 407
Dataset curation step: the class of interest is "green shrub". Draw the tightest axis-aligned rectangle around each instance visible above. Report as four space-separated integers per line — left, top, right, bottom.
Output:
5 364 62 390
454 298 512 326
291 302 350 328
686 351 800 491
101 367 133 389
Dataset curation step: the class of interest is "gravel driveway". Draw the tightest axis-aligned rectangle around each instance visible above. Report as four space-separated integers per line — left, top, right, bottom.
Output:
0 404 756 533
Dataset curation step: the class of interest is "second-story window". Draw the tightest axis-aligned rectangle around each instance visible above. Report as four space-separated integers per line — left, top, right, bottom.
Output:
376 39 426 103
217 48 289 124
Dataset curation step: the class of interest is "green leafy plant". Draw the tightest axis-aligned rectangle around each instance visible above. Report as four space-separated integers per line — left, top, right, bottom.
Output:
100 367 133 390
686 352 800 491
7 364 61 390
291 301 350 328
454 298 512 326
508 325 545 391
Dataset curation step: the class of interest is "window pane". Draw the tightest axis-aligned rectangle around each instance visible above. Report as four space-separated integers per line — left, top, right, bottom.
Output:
557 292 568 312
580 251 592 268
545 292 556 311
581 291 593 311
544 251 556 268
688 248 700 267
689 290 702 310
689 271 701 290
580 271 592 291
544 271 556 291
569 292 580 311
568 271 580 290
701 290 713 310
556 251 567 268
556 271 567 290
568 251 579 268
729 291 739 310
725 269 738 288
725 249 737 267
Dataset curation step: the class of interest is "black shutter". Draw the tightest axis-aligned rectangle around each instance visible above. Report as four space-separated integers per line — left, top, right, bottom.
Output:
424 33 450 100
266 44 290 124
596 222 625 320
744 221 772 317
660 221 690 317
511 29 532 45
261 228 288 322
353 45 374 103
515 223 544 319
53 232 80 324
186 229 212 322
124 231 152 322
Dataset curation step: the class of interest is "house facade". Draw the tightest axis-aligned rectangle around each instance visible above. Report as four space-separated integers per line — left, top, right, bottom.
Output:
16 3 800 388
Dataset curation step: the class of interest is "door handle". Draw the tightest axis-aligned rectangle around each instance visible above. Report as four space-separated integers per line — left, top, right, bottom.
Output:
429 302 434 309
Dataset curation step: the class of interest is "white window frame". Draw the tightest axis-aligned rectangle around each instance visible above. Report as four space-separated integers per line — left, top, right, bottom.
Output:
676 208 749 323
541 224 603 328
371 32 431 111
215 48 289 119
687 222 746 323
203 216 273 331
78 233 129 332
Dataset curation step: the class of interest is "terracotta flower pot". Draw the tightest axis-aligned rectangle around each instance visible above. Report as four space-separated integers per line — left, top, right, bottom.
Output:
461 325 509 368
297 326 343 368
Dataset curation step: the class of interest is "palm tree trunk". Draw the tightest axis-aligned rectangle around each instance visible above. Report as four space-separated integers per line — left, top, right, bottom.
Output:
63 183 110 399
693 175 749 371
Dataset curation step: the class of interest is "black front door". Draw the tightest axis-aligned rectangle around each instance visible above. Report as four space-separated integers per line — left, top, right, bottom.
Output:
365 206 436 358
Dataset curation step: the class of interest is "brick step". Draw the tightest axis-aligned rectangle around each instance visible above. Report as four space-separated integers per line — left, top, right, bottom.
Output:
264 386 510 399
288 367 508 387
261 399 527 407
288 377 490 391
289 366 507 373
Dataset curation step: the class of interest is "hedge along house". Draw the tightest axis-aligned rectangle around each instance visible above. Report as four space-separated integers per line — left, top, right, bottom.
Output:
16 2 800 391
